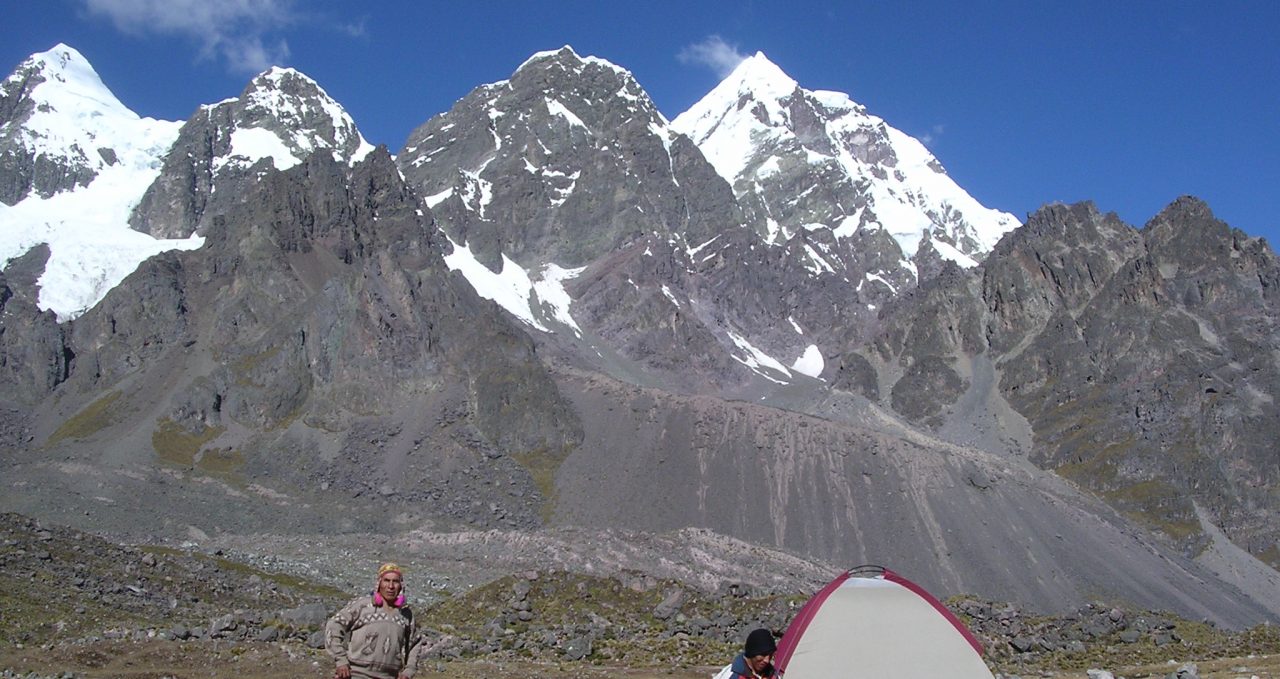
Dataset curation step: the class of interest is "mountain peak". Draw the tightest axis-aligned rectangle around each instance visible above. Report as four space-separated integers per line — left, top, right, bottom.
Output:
673 48 1019 270
9 43 135 123
517 45 586 73
30 43 94 76
725 51 798 98
514 45 634 82
252 65 317 89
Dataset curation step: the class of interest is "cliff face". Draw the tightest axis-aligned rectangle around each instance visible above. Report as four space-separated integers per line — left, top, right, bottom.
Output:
864 198 1280 565
17 150 579 534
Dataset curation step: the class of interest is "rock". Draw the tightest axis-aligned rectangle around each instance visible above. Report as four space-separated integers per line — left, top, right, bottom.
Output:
563 636 592 661
209 614 237 638
255 626 280 642
1010 637 1037 653
1119 630 1141 643
307 630 326 649
1086 670 1115 679
653 588 686 620
280 602 330 627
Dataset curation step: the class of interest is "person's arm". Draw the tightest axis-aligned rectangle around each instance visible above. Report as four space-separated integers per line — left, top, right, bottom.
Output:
398 609 425 679
325 599 360 678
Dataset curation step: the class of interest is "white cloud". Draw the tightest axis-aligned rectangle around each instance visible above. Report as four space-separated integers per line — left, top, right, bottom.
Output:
678 35 748 79
82 0 294 73
920 124 946 147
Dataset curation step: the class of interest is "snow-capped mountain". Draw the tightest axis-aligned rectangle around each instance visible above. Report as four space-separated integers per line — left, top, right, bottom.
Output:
0 44 198 320
398 46 742 341
672 52 1019 276
0 45 377 320
3 43 1280 628
130 66 376 239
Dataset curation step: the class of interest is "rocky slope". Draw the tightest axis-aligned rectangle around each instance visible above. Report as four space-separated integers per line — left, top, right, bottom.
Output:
2 512 1278 679
855 199 1280 570
9 146 581 538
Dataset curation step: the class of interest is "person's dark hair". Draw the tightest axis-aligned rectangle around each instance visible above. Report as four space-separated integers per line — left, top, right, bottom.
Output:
744 627 776 657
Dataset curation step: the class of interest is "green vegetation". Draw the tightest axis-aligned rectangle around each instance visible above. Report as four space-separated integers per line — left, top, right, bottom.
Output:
1101 479 1200 542
1260 543 1280 569
0 563 147 644
152 417 247 478
997 618 1280 676
424 571 802 665
152 418 226 467
1054 436 1132 487
47 390 123 444
511 445 570 522
1055 432 1202 546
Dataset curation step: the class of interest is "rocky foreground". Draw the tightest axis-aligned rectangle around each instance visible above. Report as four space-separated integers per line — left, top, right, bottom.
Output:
1 513 1277 678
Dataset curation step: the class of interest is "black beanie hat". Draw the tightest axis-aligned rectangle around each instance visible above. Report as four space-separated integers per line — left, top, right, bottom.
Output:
744 627 776 657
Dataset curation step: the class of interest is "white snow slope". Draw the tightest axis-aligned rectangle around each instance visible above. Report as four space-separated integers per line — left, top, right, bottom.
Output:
671 52 1019 268
0 44 198 321
0 46 377 321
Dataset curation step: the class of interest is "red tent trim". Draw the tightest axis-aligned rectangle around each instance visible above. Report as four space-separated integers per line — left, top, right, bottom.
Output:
773 570 849 673
774 566 985 676
882 569 985 656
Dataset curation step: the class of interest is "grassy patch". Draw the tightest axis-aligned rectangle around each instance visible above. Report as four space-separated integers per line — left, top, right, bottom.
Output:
47 390 123 445
150 549 347 600
1054 437 1129 487
511 446 570 523
995 620 1280 676
0 567 147 644
231 345 283 387
1259 542 1280 569
153 418 226 467
1101 479 1200 542
1055 435 1201 546
198 447 246 474
425 571 801 665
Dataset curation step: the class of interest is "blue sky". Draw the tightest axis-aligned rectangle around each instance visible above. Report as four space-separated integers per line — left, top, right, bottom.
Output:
6 1 1278 245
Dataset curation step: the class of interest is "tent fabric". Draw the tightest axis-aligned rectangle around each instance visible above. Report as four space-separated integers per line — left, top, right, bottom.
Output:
773 567 994 679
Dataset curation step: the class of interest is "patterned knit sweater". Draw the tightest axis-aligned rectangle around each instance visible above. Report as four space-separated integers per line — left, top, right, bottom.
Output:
325 595 424 679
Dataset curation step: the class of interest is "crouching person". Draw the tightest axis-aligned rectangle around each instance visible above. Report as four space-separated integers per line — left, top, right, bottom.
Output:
714 627 777 679
326 563 424 679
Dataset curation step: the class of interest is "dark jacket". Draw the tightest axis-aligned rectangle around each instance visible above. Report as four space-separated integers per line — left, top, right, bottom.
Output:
714 653 776 679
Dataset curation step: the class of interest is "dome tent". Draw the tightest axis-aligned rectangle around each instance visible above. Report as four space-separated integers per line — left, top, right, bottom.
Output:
773 565 995 678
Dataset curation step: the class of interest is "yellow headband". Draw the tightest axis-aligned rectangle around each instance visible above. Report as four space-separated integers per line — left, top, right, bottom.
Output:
378 563 402 577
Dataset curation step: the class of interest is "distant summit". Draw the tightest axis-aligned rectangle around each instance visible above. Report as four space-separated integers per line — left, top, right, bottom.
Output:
0 43 179 205
672 51 1019 277
129 62 376 240
0 44 190 319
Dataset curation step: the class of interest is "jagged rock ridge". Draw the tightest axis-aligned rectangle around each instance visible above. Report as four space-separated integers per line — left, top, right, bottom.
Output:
130 66 376 239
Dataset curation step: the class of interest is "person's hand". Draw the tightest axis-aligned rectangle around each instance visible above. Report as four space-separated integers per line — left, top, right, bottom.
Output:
334 665 351 679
